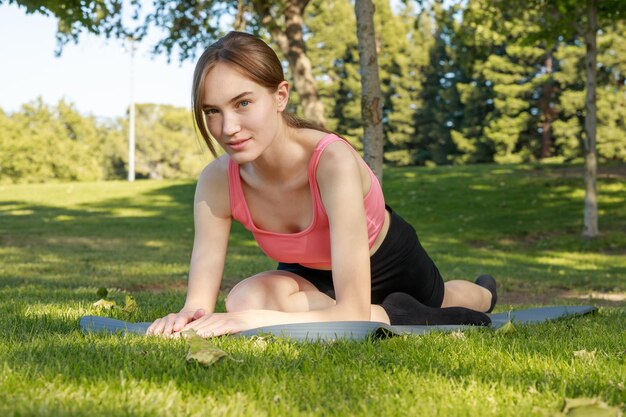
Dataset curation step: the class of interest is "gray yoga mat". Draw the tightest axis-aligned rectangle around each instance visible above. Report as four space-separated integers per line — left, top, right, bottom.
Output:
80 305 596 341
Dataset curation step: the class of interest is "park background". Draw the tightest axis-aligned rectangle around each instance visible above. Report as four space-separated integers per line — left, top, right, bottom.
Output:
0 0 625 416
1 0 625 183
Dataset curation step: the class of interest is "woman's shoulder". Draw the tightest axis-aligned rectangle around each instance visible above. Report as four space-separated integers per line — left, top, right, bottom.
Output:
199 154 230 183
196 155 230 196
314 135 371 195
195 154 232 217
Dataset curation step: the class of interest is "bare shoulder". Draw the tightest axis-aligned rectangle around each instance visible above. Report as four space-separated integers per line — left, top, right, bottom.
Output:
317 139 362 178
195 155 231 219
199 154 229 182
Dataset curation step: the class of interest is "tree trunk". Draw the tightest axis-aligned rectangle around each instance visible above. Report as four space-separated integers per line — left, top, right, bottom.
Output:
539 50 557 159
354 0 384 183
234 0 246 31
583 0 599 238
255 0 326 127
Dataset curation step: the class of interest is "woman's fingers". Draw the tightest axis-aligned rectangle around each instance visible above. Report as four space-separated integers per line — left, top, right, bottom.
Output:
147 310 210 337
162 313 181 335
149 311 240 338
193 309 206 320
172 311 195 332
147 317 167 335
192 316 238 338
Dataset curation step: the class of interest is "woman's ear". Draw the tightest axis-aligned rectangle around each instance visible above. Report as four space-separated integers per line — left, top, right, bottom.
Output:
276 81 290 112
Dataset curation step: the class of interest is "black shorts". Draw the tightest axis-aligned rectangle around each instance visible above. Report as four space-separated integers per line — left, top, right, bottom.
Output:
277 206 445 307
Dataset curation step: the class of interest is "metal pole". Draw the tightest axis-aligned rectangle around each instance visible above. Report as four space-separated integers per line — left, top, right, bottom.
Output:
128 37 136 182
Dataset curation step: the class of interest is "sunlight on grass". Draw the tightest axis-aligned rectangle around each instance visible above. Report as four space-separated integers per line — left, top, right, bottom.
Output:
536 251 625 270
5 209 35 216
107 207 164 217
469 184 497 191
1 164 625 417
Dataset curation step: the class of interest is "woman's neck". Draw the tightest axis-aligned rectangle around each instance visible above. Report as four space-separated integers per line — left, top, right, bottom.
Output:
245 124 312 184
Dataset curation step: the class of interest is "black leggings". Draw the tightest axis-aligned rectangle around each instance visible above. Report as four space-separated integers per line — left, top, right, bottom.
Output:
277 206 445 307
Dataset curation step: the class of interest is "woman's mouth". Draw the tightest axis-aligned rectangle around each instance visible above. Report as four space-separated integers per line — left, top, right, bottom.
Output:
226 138 250 151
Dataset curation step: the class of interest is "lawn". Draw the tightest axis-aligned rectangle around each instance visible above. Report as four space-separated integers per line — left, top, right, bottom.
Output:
1 163 624 416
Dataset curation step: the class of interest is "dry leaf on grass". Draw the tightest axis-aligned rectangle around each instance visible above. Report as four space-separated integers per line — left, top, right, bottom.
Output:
122 295 138 314
496 320 517 335
573 349 597 361
93 299 116 310
182 329 241 366
560 397 622 417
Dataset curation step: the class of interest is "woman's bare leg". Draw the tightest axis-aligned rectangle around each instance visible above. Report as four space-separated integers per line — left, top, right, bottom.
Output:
225 271 391 324
441 280 492 312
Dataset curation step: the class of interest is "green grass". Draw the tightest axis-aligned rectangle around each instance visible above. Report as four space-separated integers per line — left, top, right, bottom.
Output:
1 163 625 416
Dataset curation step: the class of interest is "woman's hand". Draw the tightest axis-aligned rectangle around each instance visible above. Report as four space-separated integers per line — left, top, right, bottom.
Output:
182 310 284 337
146 309 207 337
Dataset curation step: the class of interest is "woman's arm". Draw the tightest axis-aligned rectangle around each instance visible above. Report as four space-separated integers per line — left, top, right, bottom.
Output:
182 142 374 336
314 140 373 320
147 157 232 335
183 157 232 311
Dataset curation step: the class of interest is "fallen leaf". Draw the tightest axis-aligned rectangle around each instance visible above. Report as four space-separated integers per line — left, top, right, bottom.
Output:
182 329 238 366
449 331 466 340
252 336 270 350
122 295 138 314
573 349 597 361
93 299 116 310
562 397 622 417
496 320 517 335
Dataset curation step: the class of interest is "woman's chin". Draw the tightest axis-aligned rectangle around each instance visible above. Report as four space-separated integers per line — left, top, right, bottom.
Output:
225 149 258 165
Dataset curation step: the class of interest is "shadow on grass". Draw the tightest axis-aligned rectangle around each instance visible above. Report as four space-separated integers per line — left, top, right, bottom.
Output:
1 165 625 294
0 182 268 289
2 308 625 412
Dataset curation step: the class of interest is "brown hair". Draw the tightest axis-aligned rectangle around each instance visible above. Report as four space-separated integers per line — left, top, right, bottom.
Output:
191 31 332 156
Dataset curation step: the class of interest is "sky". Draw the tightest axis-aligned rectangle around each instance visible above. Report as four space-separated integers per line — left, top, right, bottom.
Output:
0 3 197 120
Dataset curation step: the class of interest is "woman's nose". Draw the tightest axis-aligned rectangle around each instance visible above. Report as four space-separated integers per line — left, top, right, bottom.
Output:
222 112 241 136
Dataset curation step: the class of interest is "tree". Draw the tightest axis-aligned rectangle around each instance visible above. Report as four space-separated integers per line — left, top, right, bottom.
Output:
413 3 465 165
0 99 123 183
5 0 326 126
307 0 431 167
1 0 142 54
354 0 385 182
127 104 209 179
492 0 626 238
377 1 431 167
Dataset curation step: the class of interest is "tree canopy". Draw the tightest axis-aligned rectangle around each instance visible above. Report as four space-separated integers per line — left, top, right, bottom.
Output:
2 0 625 188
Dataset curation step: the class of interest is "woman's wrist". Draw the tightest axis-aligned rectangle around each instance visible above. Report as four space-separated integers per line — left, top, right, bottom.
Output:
181 303 211 314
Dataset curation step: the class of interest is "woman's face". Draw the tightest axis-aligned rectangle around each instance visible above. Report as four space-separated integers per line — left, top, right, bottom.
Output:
201 62 288 163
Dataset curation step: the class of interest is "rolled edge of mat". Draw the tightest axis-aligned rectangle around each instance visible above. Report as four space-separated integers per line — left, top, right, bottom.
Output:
237 321 391 341
80 315 151 336
489 305 597 328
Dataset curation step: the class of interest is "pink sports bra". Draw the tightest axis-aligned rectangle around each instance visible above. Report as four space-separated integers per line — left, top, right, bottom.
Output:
228 133 386 269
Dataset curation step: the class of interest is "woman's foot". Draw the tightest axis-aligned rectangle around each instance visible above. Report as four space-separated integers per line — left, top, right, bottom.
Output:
475 275 497 313
381 292 491 326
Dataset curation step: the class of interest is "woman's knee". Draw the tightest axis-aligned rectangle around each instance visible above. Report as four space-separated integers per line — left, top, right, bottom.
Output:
225 272 300 312
225 275 268 312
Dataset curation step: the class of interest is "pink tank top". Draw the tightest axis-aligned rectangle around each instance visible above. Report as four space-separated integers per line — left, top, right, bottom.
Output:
228 133 386 269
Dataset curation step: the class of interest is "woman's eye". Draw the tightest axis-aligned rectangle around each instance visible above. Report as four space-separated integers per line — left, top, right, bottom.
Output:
239 100 250 108
204 109 218 116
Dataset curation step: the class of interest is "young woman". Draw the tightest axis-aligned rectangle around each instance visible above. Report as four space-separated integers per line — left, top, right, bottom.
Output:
147 31 497 338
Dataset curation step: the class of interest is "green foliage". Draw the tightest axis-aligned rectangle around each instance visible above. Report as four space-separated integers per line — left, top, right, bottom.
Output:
0 100 210 183
0 99 119 183
552 23 626 162
4 0 626 169
124 104 209 179
413 3 464 165
4 0 143 54
307 0 432 162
